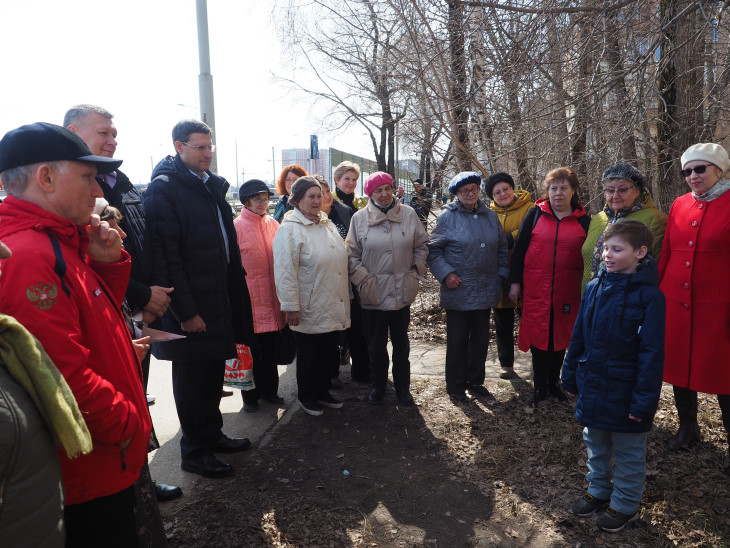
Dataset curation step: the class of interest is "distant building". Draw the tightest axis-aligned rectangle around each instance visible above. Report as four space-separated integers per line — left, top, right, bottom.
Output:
281 148 331 179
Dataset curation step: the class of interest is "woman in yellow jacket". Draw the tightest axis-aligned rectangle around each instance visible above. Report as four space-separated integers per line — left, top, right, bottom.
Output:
487 172 534 379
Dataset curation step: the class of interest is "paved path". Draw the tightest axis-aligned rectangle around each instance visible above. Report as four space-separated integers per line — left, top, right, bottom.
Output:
148 340 534 512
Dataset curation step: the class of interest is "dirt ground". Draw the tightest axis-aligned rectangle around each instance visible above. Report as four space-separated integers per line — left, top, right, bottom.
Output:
162 373 730 547
162 276 729 546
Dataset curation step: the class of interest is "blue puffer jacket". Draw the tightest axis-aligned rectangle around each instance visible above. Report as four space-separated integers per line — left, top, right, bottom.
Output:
561 257 665 433
428 199 508 311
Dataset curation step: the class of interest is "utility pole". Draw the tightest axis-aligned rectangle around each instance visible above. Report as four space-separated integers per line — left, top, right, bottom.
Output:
196 0 217 173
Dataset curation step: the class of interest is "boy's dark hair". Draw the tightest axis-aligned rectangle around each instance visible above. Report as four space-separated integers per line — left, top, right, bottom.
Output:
604 219 652 251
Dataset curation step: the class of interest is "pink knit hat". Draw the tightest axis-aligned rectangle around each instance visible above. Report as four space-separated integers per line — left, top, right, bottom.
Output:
364 171 393 197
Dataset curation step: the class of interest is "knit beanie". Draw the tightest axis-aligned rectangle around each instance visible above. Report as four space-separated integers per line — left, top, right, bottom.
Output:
484 172 515 199
289 176 321 206
601 163 646 190
448 172 482 195
681 143 730 171
364 171 393 197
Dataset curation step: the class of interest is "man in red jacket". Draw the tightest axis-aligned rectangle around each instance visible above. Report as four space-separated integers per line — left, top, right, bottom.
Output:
0 122 155 545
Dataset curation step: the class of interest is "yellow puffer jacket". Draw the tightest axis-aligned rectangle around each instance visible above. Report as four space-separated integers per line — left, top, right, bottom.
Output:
489 189 535 308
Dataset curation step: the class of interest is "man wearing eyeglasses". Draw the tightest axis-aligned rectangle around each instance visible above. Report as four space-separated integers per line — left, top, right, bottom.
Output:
144 119 255 479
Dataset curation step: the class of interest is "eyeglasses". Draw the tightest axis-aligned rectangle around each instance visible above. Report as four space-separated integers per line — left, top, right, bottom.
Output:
182 142 216 152
680 164 711 177
458 187 480 195
249 196 269 204
604 185 635 196
492 187 513 196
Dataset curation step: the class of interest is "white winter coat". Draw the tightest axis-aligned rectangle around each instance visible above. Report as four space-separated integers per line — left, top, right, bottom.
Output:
346 200 429 311
273 208 351 334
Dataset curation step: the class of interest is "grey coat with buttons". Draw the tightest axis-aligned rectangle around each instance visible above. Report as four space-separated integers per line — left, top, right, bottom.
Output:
428 199 508 311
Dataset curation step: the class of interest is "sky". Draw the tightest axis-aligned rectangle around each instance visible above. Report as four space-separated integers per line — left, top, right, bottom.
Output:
0 0 373 187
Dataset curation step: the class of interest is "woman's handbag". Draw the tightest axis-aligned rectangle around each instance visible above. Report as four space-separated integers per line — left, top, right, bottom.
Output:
276 326 297 365
224 343 255 390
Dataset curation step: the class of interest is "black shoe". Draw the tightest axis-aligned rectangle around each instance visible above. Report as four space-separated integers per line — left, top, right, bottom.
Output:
154 482 183 502
547 382 569 401
261 394 285 404
330 377 343 390
396 389 414 406
571 492 609 517
668 421 701 450
532 387 548 406
181 454 233 478
317 393 344 409
221 388 234 397
368 388 384 403
211 435 251 453
300 400 324 416
243 402 258 413
449 392 468 404
468 385 497 404
595 506 637 533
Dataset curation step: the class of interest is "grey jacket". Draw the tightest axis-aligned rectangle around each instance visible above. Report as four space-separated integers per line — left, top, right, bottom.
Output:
428 199 508 311
346 200 429 311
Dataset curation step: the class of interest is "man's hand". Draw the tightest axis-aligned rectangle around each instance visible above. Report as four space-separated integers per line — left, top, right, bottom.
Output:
445 272 461 289
86 215 123 263
142 310 157 325
508 283 521 305
132 336 150 362
144 286 173 317
181 315 206 333
286 311 301 327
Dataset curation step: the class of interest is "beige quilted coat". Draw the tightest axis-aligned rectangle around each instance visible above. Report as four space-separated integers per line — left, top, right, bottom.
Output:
346 200 429 311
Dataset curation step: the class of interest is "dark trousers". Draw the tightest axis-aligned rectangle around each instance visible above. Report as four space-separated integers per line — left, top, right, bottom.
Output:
445 309 491 395
530 345 566 390
141 352 152 393
172 358 225 460
362 306 411 391
673 385 730 433
348 287 371 380
295 331 339 402
242 330 282 405
64 483 138 548
493 307 516 368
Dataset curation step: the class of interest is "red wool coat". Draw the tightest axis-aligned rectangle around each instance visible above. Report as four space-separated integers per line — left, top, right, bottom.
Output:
234 207 286 334
511 199 590 352
658 189 730 393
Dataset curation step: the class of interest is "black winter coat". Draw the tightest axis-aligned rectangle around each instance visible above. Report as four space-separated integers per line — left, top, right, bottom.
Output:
144 155 254 361
98 169 152 310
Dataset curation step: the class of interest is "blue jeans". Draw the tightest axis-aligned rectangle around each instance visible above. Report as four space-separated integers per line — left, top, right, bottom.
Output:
583 427 648 515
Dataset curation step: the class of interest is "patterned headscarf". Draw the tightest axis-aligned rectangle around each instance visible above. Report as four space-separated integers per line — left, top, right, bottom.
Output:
590 189 649 280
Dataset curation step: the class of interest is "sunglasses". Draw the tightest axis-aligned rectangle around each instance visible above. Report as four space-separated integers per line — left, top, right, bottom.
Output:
680 164 712 177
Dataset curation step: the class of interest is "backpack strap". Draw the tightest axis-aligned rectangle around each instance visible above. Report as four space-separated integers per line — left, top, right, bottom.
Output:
47 234 71 298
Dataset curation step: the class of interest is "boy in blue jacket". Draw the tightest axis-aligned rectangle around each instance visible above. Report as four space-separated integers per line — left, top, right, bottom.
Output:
562 220 665 533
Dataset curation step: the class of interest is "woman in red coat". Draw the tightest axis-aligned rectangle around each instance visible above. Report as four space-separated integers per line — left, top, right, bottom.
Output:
509 167 591 405
659 143 730 474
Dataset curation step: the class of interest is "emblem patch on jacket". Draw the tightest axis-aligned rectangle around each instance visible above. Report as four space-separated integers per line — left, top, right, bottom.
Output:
26 283 58 310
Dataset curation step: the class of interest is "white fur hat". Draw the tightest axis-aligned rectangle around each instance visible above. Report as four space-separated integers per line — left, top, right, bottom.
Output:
681 143 730 171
